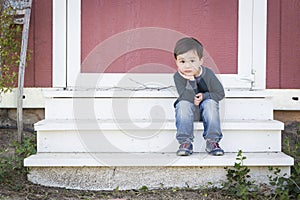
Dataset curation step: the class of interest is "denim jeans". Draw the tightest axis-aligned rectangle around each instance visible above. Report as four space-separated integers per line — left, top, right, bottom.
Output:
175 99 223 144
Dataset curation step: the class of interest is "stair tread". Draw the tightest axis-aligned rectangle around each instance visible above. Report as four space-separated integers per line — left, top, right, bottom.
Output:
44 88 272 98
24 152 293 167
35 119 284 131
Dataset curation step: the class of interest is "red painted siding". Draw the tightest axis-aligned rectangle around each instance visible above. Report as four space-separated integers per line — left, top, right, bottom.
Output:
81 0 238 74
24 0 52 87
267 0 300 89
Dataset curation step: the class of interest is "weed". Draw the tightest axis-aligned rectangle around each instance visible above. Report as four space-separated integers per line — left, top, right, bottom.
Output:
223 150 258 200
0 134 36 183
268 123 300 199
139 185 149 191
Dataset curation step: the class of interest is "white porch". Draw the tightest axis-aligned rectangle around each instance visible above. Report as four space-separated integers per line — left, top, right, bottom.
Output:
24 0 294 190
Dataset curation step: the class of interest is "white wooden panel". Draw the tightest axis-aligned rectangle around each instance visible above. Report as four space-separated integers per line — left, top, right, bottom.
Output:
269 89 300 110
44 97 273 120
0 88 45 108
69 73 252 90
238 0 253 78
52 0 66 88
35 119 283 153
252 0 267 89
37 128 281 153
67 0 81 87
24 152 294 167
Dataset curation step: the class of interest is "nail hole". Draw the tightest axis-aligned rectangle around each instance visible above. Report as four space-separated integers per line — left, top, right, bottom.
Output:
23 95 25 99
292 97 299 101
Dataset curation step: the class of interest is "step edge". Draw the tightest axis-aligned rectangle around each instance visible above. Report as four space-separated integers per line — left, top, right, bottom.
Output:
34 119 284 131
24 152 294 167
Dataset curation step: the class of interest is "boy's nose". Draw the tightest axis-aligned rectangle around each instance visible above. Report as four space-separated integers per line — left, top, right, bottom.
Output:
184 62 193 68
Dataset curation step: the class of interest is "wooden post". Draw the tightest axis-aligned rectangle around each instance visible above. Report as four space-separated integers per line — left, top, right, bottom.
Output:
17 0 32 143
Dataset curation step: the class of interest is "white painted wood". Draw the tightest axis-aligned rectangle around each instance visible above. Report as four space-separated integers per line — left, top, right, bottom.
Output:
252 0 267 89
0 88 46 108
52 0 67 88
44 97 273 120
268 89 300 110
35 119 283 153
36 129 281 153
24 152 294 167
238 0 253 79
35 119 284 131
67 0 81 87
67 73 252 90
43 88 272 98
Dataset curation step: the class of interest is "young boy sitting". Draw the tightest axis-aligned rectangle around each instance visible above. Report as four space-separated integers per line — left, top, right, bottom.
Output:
173 37 225 156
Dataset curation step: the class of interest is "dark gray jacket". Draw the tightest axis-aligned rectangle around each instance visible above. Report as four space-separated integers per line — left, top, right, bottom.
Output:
173 66 225 107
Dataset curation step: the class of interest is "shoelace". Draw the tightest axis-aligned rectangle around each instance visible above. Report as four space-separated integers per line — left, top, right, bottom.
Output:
211 142 221 149
181 143 191 149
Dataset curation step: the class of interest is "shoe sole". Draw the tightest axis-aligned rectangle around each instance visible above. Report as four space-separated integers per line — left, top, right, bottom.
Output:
176 150 193 156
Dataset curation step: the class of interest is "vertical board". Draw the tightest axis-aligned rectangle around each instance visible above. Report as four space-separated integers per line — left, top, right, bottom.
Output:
24 0 52 87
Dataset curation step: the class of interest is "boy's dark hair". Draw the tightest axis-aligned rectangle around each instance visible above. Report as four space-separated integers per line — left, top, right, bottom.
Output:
174 37 203 59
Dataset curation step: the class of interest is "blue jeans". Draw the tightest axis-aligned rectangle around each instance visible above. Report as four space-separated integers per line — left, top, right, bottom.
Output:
175 99 223 144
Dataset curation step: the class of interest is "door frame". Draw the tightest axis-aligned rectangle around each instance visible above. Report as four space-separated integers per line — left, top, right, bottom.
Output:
52 0 267 90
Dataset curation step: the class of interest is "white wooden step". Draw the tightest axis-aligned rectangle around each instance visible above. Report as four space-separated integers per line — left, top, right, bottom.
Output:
35 119 283 153
45 97 273 120
24 152 294 190
43 90 273 120
25 152 293 167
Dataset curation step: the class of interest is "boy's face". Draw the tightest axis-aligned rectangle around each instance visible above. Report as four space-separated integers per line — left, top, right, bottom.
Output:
176 50 203 77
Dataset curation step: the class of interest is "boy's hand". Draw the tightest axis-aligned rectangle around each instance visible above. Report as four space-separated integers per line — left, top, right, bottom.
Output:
194 93 203 106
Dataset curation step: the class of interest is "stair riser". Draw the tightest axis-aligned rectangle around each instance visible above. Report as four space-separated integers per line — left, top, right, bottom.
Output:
37 130 281 153
45 98 273 120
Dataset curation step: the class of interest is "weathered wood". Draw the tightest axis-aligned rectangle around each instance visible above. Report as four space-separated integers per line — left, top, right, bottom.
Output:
17 0 32 142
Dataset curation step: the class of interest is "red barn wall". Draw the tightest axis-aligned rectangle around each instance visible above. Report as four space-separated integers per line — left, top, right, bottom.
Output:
24 0 52 87
267 0 300 89
81 0 238 74
23 0 299 89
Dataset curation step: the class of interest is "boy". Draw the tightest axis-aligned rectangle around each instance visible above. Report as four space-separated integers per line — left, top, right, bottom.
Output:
173 37 225 156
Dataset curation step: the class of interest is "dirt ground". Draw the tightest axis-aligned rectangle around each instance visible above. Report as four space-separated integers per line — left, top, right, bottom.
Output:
0 117 299 199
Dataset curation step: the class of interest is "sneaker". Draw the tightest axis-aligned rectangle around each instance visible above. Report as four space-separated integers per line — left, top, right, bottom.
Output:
176 142 193 156
205 140 224 156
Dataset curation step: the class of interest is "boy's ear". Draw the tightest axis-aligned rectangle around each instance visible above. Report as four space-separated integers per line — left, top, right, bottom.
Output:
199 57 204 64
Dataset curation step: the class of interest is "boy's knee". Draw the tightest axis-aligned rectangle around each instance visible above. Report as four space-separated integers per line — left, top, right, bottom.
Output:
175 100 195 116
201 99 218 110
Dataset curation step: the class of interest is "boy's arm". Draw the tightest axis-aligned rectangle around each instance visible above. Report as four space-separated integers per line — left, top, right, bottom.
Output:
202 69 225 102
173 71 197 104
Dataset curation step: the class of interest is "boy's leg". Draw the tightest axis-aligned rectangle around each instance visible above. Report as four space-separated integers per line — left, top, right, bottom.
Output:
175 100 195 156
199 99 224 155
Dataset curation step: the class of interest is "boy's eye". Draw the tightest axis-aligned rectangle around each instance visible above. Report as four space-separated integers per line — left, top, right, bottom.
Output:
190 60 195 63
179 60 185 64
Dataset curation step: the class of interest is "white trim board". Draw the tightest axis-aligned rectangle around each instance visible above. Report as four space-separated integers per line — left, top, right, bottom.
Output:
268 89 300 110
1 88 299 110
52 0 267 90
52 0 66 88
0 88 46 108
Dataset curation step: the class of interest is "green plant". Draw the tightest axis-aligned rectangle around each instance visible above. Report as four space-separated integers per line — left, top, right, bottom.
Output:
223 150 258 199
0 1 31 94
0 134 36 183
268 123 300 199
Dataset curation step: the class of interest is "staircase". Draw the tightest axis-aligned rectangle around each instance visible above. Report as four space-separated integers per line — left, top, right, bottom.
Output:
24 74 294 191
